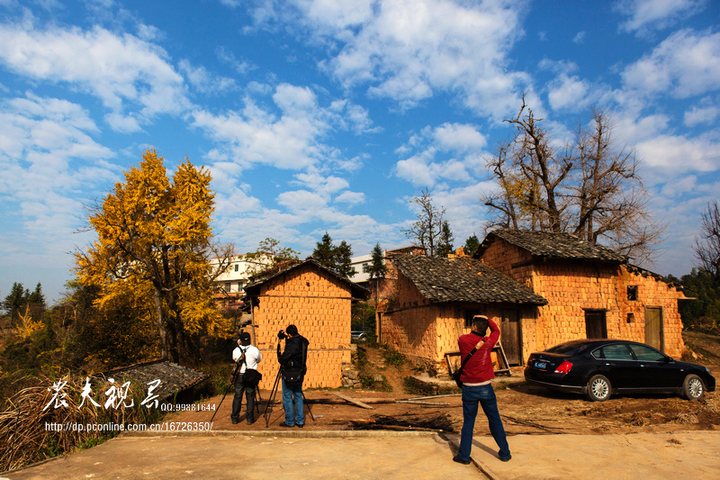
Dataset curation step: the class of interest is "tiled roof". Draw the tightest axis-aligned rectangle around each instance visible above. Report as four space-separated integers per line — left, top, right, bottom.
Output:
94 360 209 399
477 229 627 263
244 258 370 300
391 255 547 305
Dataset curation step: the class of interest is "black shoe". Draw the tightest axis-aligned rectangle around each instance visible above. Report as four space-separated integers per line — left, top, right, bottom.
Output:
231 418 239 425
296 423 304 428
247 418 255 425
279 421 294 427
499 454 512 462
453 455 470 465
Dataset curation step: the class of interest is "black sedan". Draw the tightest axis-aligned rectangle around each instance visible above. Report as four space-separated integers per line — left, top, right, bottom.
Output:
524 339 716 401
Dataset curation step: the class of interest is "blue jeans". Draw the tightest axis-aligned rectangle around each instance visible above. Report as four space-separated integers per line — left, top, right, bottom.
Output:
458 383 510 461
281 379 304 426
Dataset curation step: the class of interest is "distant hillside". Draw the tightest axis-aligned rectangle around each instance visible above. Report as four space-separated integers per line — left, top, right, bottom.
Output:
683 331 720 366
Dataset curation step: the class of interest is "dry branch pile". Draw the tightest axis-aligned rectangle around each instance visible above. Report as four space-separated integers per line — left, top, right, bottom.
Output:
0 376 161 473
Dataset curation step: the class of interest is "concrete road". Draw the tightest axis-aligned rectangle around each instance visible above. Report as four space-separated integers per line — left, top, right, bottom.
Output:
2 431 479 480
3 430 720 480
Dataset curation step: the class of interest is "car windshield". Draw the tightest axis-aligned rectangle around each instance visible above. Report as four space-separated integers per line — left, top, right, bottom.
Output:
545 342 590 356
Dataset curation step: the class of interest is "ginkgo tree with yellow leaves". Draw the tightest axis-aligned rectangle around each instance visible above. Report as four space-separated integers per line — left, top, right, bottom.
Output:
75 149 233 363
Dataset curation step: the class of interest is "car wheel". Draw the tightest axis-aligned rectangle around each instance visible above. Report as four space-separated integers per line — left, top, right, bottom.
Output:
586 374 611 402
682 374 705 400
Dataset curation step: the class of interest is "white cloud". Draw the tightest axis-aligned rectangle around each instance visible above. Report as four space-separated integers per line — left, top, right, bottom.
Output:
395 148 471 187
277 189 328 213
292 170 350 198
615 0 706 36
192 100 326 170
573 31 586 44
547 74 592 111
193 83 370 172
262 0 532 119
179 59 237 95
622 29 720 98
684 100 720 126
660 174 697 196
0 22 188 131
636 132 720 173
395 122 490 187
216 46 256 75
432 123 487 151
335 190 365 206
0 94 116 269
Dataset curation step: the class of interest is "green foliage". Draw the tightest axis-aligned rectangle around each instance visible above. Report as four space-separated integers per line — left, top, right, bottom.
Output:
463 234 480 256
244 237 301 282
311 232 357 278
2 282 46 327
363 243 387 279
359 374 392 391
380 345 405 368
674 269 720 335
436 221 455 257
351 302 376 335
352 346 368 369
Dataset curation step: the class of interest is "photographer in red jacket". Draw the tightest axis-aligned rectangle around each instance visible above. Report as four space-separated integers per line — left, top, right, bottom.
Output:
454 315 511 465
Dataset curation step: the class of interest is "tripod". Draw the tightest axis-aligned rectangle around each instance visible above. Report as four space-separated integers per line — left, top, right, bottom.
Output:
262 364 315 428
210 360 240 423
210 361 263 423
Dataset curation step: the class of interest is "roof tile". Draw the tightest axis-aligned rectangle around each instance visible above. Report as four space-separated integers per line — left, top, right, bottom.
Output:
391 255 547 305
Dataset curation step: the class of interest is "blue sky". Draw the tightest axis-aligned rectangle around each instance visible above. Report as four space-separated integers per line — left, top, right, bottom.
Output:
1 0 719 304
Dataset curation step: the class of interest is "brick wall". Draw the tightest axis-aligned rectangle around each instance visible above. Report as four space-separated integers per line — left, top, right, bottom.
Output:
250 264 353 389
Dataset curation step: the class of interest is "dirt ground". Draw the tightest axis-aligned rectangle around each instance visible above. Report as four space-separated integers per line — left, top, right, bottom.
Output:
167 333 720 437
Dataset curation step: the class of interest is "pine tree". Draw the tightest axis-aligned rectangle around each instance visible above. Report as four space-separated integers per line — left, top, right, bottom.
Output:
464 234 480 256
437 221 455 257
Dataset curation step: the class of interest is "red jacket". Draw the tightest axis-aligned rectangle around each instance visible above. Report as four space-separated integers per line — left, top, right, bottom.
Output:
458 318 500 384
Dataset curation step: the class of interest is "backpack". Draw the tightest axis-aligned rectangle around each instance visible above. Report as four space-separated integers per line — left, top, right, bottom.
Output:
282 338 308 386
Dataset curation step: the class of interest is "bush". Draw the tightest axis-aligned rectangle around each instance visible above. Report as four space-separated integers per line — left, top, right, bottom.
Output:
359 374 392 392
380 346 405 368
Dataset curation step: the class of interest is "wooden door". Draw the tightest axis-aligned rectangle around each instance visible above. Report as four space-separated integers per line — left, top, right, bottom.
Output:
585 310 607 339
500 309 521 365
645 307 663 351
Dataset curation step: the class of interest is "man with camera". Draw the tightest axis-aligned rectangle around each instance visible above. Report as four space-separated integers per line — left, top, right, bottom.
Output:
454 315 511 465
276 324 309 427
231 331 262 425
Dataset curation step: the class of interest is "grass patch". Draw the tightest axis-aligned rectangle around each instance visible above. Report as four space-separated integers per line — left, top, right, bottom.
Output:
359 374 392 392
380 346 405 368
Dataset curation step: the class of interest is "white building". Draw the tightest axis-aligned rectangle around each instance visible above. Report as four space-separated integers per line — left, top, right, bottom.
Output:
348 254 373 284
210 254 271 296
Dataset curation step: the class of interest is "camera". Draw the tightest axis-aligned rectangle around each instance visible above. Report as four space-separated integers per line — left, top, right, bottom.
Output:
277 329 286 340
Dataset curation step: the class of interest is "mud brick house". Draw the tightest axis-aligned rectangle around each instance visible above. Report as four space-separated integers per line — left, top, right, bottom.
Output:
380 229 687 370
378 254 548 368
244 259 368 389
476 230 687 360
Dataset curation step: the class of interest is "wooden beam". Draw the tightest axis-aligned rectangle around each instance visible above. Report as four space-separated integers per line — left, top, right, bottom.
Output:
331 392 375 409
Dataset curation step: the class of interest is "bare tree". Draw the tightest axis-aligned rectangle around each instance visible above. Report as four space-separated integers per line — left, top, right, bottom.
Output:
402 189 446 256
569 108 664 263
484 98 664 265
695 200 720 281
484 97 573 232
